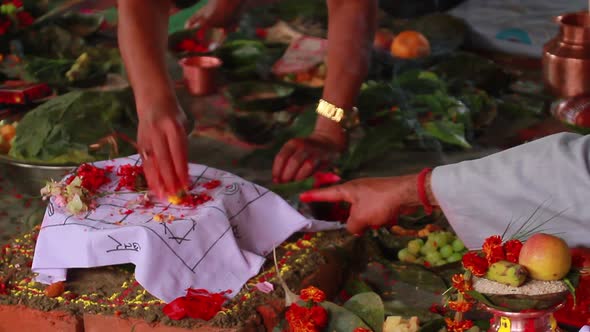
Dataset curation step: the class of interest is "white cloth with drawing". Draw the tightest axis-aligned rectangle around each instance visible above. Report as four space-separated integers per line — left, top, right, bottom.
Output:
31 155 341 302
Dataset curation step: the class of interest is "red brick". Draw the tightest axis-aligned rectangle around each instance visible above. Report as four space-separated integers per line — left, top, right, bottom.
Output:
0 304 82 332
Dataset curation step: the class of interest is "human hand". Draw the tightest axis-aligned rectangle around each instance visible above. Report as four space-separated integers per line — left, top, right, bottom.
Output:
137 101 190 199
185 0 244 29
299 175 422 235
272 131 346 184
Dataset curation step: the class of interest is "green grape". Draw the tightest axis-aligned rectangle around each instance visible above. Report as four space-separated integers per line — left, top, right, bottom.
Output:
439 244 454 258
420 242 437 255
447 252 463 263
425 251 442 263
398 248 417 263
415 258 425 265
452 238 466 252
436 232 453 246
407 239 424 255
433 259 447 267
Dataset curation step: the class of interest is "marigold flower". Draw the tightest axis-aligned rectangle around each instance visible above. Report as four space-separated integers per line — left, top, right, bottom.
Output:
445 317 474 332
483 235 505 264
300 286 326 303
462 252 488 277
285 303 327 332
451 274 473 293
503 239 523 264
448 300 473 313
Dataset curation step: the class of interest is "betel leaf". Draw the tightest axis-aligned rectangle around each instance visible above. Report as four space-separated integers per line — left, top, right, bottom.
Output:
343 292 385 332
321 301 371 331
339 118 410 175
270 177 314 198
422 120 471 149
9 89 137 164
466 290 506 311
378 260 448 294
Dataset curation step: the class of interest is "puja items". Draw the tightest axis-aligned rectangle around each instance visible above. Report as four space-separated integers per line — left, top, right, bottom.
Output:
179 56 222 96
444 229 577 332
543 12 590 98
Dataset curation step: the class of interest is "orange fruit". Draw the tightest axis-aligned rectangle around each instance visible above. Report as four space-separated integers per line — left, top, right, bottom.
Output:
0 124 16 142
390 30 431 59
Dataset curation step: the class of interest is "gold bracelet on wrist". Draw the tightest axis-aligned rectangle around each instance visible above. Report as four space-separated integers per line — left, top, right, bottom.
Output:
315 99 359 130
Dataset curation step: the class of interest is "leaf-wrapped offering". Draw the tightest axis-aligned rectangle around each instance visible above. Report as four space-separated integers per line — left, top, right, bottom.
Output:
8 89 137 164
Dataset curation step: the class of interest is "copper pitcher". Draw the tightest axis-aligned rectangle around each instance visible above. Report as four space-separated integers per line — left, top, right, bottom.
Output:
543 12 590 98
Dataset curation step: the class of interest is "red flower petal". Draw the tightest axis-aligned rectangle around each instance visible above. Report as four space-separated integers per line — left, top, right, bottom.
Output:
162 297 188 320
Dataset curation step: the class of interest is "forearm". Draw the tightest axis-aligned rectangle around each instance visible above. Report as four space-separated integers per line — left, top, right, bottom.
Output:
431 133 590 248
118 0 176 114
317 0 377 134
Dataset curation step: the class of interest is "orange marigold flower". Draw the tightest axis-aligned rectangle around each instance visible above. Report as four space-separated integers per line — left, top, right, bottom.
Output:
462 252 488 277
445 318 474 332
300 286 326 303
448 300 473 313
285 303 328 331
503 239 523 264
483 235 505 264
451 274 473 293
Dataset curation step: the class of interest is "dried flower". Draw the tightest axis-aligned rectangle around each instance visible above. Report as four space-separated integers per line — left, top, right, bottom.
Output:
300 286 326 303
462 252 488 277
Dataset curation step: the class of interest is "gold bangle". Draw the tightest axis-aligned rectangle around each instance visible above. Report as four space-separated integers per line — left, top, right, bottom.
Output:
316 99 345 123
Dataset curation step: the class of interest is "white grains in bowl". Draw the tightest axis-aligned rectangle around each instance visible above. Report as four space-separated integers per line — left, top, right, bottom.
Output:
473 277 567 296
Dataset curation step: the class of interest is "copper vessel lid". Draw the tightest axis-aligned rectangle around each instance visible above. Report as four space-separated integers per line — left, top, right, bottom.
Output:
556 12 590 44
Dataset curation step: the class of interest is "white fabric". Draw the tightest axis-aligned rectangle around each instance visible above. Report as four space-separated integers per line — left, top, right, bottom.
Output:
432 133 590 249
32 155 342 303
449 0 587 57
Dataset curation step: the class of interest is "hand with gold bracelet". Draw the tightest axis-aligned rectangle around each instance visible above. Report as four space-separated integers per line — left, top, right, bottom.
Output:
272 0 378 183
298 170 439 236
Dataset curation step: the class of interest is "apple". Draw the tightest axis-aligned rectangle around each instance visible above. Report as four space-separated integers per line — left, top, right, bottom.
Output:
518 233 572 281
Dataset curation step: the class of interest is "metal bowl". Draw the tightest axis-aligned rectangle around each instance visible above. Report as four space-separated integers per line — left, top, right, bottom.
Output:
0 155 74 196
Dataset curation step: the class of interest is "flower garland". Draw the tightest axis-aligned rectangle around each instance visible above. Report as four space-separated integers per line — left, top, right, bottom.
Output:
445 235 524 332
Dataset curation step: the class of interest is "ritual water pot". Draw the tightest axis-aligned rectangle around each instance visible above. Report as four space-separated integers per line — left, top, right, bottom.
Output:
543 12 590 98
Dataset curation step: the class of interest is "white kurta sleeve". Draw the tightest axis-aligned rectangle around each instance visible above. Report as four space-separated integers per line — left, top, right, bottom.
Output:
431 133 590 249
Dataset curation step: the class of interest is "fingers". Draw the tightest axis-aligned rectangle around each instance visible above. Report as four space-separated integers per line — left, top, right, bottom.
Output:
272 140 298 183
141 139 166 199
151 129 183 196
294 159 315 181
299 184 350 203
166 122 190 189
345 206 367 236
280 150 309 183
